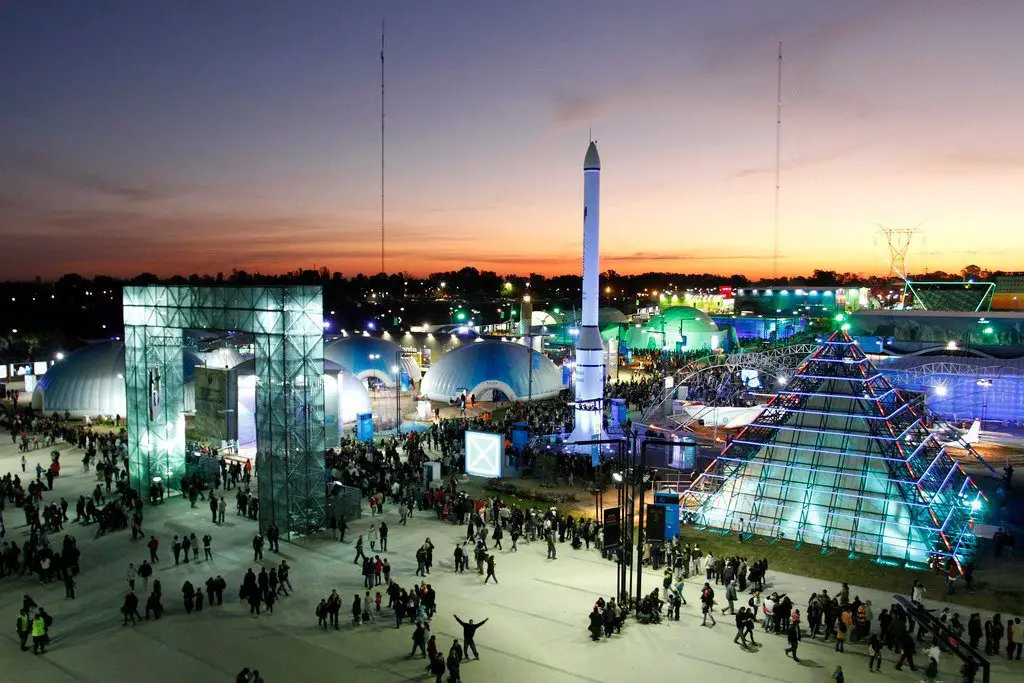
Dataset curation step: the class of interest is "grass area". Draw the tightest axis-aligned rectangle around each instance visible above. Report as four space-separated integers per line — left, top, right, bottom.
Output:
673 528 1023 616
475 480 1021 615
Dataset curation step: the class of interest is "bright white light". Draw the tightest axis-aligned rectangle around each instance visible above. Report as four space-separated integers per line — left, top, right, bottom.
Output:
391 365 399 373
55 352 65 361
776 375 788 385
569 327 580 336
946 340 959 351
322 320 331 330
465 431 503 478
934 385 948 396
970 499 982 511
612 472 623 483
458 326 469 334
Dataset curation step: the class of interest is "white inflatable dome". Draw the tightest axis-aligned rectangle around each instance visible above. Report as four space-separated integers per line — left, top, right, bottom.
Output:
31 341 202 418
420 340 562 402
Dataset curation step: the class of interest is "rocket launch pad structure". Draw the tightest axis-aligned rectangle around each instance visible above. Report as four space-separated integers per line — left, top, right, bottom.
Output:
569 142 609 447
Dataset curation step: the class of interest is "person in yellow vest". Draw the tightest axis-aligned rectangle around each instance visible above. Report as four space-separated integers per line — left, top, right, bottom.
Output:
16 609 32 651
31 614 47 654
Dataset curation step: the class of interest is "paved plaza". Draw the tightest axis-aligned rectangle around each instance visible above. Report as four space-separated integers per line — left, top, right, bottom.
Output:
0 438 1016 683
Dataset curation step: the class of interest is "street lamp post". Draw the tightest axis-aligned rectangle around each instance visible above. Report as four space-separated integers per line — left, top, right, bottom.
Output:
393 351 402 436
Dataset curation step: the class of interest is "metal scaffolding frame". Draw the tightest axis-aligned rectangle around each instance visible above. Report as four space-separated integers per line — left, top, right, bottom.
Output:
643 343 819 422
123 286 326 538
681 330 983 571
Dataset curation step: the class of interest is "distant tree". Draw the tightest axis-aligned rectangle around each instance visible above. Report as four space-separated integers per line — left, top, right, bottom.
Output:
961 264 985 280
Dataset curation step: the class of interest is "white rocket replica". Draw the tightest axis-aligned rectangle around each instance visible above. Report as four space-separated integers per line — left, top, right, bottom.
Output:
569 141 608 445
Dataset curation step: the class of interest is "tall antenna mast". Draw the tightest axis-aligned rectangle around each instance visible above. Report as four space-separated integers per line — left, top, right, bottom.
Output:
380 19 385 275
773 39 783 280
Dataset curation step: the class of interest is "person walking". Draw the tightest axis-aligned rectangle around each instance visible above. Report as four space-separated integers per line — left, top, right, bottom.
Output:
484 555 498 584
147 535 159 563
122 591 141 625
126 563 136 592
218 496 227 523
701 583 716 627
868 633 883 671
721 579 737 615
733 607 750 647
453 614 487 660
379 521 388 552
410 621 427 658
354 535 366 564
368 524 379 552
895 631 918 671
203 534 213 560
784 620 801 662
252 534 264 561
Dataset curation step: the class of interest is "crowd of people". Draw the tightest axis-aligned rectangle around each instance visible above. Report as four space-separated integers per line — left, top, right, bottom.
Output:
1 393 1019 683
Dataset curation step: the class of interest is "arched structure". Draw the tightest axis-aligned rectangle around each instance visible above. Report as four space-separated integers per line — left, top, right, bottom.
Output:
420 340 562 402
324 335 421 387
123 285 325 538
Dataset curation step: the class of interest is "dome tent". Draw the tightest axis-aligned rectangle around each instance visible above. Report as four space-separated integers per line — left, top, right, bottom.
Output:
31 341 202 418
324 336 421 388
420 340 562 402
624 306 722 352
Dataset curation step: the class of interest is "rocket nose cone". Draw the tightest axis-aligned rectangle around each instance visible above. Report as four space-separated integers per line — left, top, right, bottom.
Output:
584 141 601 170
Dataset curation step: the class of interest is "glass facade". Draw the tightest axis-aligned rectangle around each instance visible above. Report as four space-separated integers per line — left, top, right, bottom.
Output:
123 286 325 537
688 330 982 570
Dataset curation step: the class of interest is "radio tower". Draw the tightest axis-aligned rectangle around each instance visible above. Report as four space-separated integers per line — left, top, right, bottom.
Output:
380 19 385 275
773 39 783 280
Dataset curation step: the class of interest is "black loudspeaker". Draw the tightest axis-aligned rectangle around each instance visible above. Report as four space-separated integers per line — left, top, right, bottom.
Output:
602 507 621 549
645 505 666 543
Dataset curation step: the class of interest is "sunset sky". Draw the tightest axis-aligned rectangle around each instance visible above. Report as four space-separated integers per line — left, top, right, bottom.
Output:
2 1 1023 280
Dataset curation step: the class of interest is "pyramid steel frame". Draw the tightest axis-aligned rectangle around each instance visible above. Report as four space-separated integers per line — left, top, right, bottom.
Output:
684 330 983 571
123 286 326 538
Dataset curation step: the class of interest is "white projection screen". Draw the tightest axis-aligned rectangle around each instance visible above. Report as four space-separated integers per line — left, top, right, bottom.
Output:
464 430 504 478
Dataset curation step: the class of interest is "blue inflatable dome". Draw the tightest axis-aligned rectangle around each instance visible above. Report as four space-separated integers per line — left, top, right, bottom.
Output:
324 335 421 387
420 340 563 402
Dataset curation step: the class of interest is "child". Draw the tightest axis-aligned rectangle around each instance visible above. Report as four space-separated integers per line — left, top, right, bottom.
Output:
835 620 847 652
831 665 844 683
375 591 382 613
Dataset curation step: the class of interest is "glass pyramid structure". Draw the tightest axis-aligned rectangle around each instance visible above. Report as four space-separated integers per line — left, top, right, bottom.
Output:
688 330 983 570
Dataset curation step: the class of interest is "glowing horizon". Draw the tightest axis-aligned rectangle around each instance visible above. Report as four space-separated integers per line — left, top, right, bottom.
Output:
2 2 1022 281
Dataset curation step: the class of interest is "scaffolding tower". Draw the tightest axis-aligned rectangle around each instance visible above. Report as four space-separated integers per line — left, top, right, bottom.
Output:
683 330 983 571
123 286 326 538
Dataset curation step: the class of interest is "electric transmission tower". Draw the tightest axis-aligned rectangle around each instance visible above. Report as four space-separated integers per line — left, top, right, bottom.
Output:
880 227 919 281
879 226 920 308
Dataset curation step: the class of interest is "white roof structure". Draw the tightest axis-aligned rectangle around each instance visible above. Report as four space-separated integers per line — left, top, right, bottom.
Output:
419 340 562 402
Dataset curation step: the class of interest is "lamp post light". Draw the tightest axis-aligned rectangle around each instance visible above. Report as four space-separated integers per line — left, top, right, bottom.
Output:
393 352 402 436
